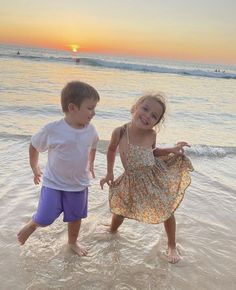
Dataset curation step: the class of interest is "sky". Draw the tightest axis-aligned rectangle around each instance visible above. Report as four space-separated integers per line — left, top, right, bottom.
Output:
1 0 236 64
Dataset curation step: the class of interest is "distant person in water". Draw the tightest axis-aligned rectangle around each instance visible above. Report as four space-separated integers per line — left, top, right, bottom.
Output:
17 51 20 55
17 81 100 256
100 93 193 263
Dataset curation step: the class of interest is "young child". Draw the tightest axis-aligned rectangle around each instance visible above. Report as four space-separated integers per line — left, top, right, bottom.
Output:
17 81 100 256
100 93 193 263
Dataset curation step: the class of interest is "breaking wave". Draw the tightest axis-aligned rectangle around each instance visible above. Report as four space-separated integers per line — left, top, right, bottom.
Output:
1 52 235 80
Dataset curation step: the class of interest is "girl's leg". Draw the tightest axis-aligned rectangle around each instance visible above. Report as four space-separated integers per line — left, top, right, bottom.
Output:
17 219 39 245
68 220 87 256
164 214 181 263
110 214 124 232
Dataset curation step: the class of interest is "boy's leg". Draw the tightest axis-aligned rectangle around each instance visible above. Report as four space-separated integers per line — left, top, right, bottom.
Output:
17 219 39 245
110 214 124 232
63 188 88 256
17 187 62 245
68 220 87 256
164 214 181 263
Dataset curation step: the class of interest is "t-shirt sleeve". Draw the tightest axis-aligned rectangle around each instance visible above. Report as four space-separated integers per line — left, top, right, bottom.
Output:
31 124 50 152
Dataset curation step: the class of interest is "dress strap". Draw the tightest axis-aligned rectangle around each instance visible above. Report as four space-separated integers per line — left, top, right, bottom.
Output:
126 124 130 145
118 124 130 154
119 124 127 142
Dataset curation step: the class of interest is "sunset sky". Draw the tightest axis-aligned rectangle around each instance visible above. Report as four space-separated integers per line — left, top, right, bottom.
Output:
1 0 236 64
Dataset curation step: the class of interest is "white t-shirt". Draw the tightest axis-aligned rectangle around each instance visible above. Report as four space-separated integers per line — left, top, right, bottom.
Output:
31 119 99 191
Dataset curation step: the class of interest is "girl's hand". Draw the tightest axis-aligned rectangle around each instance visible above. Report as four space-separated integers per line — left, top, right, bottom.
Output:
32 166 42 185
100 173 114 189
173 141 190 156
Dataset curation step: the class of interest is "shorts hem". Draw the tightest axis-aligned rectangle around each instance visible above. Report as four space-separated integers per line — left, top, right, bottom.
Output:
63 215 87 222
33 216 53 227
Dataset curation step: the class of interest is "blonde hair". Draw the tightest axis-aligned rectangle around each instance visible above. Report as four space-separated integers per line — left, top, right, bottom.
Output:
61 81 100 113
131 92 166 125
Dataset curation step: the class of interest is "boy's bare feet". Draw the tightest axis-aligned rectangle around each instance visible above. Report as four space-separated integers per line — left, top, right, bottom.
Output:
17 221 37 245
68 242 88 256
166 247 181 264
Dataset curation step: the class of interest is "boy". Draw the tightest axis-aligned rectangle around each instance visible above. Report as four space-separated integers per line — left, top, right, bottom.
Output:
17 81 100 256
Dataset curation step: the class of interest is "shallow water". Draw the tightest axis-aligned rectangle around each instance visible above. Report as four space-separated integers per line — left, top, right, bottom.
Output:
0 44 236 289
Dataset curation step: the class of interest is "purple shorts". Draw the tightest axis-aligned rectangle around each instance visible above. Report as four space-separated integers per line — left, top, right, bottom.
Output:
33 186 88 226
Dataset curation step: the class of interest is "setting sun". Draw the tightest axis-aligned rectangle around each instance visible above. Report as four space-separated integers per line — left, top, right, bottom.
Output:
69 44 80 53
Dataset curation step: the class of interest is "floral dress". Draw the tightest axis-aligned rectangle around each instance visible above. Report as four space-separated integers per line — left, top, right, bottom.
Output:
109 127 194 224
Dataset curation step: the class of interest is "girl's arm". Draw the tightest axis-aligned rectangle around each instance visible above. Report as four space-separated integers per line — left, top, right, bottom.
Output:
100 127 121 189
29 143 42 185
89 148 96 178
153 141 190 157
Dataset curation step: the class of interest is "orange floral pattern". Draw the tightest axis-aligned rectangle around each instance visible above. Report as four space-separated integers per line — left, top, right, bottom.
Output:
109 144 193 224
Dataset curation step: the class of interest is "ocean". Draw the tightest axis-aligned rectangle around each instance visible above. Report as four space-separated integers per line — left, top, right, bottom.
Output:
0 44 236 290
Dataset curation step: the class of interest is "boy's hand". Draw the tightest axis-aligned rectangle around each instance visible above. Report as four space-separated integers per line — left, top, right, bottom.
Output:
89 162 95 178
32 166 42 185
100 173 114 189
173 141 190 156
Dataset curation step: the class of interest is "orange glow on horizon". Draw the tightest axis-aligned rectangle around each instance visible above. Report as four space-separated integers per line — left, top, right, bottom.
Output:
1 37 235 65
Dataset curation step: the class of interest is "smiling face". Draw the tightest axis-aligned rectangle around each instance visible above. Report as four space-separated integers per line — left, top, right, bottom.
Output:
65 98 98 128
132 97 164 130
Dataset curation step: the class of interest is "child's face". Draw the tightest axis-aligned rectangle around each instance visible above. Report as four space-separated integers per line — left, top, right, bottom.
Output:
68 98 98 127
132 98 164 129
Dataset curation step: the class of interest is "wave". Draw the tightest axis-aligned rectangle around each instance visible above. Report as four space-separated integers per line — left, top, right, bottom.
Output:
78 58 236 80
1 52 235 80
0 52 73 64
1 133 235 158
184 145 236 158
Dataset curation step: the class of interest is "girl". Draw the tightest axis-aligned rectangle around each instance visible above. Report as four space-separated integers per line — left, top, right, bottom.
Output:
100 93 193 263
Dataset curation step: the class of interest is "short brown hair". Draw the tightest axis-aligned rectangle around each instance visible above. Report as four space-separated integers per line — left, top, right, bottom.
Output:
61 81 100 112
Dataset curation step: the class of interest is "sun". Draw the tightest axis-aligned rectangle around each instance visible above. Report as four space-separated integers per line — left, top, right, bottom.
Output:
69 44 80 53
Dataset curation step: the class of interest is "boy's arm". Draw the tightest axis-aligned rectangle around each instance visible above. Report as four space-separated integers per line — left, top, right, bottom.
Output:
29 143 42 184
100 127 121 189
89 148 96 178
153 141 190 157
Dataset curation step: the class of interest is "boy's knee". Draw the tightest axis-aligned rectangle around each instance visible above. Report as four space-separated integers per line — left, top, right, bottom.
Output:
33 216 56 227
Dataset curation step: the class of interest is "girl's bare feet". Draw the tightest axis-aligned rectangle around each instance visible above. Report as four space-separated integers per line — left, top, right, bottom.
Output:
17 221 37 245
166 247 181 264
68 242 88 256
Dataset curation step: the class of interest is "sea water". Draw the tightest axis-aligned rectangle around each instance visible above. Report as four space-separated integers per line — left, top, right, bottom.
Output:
0 44 236 289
